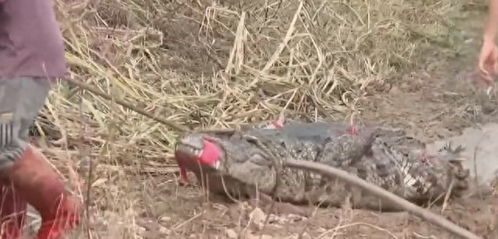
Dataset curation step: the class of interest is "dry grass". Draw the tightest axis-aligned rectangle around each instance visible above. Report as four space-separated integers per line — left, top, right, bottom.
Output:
30 0 475 238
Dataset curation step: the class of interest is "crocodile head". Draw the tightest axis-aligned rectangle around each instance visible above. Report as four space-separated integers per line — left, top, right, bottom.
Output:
174 129 278 197
174 119 284 184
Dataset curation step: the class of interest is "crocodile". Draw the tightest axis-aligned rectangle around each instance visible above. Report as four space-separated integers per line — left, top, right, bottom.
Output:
174 120 470 212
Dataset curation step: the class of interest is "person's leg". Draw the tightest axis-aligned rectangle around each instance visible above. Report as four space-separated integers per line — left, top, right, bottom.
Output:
0 181 27 239
0 78 32 239
0 77 80 239
10 145 80 239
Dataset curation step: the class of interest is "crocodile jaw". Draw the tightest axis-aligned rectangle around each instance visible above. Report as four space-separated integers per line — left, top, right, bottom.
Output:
174 135 222 181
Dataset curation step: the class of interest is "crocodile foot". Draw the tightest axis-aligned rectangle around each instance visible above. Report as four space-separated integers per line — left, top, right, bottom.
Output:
248 193 311 217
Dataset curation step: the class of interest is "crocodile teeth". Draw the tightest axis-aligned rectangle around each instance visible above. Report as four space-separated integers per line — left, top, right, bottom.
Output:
176 144 203 158
214 160 221 169
193 148 203 157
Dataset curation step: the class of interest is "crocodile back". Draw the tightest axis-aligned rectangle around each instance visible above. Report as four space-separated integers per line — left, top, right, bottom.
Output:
236 126 469 208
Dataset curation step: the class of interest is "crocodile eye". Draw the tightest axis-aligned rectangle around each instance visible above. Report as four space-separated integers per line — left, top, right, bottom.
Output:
278 140 286 147
249 154 269 166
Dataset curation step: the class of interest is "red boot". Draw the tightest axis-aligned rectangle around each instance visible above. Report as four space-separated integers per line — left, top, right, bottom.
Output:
0 181 27 239
1 144 80 239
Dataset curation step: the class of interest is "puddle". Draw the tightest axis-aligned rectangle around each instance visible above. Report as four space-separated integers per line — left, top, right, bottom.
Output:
427 123 498 185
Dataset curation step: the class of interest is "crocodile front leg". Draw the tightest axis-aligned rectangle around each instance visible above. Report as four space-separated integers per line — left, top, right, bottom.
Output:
247 193 312 217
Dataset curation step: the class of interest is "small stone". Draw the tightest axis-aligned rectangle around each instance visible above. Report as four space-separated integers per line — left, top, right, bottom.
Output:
249 207 267 230
160 216 171 222
299 232 312 239
159 226 171 235
225 228 238 239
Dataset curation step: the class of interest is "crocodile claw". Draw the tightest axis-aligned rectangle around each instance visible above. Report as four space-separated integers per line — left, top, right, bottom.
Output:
440 142 466 154
437 142 467 162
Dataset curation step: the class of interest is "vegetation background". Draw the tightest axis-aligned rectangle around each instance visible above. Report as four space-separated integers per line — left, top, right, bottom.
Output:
30 0 498 238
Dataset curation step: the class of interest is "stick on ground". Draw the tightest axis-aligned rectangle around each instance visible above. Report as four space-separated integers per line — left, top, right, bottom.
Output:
283 159 481 239
66 78 235 134
66 78 189 132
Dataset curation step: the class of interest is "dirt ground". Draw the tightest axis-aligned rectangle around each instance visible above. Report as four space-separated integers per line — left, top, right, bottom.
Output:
102 6 498 239
37 2 498 239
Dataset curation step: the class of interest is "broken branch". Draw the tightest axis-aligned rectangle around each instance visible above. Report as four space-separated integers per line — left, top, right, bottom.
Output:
66 78 190 132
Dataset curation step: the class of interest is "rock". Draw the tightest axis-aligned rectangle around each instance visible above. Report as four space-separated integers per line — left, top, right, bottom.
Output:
249 207 267 230
225 228 238 239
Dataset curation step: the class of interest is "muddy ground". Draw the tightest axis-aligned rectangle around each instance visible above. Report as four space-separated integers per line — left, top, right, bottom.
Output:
50 3 498 239
120 6 498 239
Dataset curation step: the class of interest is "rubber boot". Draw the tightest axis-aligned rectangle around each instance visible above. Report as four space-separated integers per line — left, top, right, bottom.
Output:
1 144 80 239
0 181 27 239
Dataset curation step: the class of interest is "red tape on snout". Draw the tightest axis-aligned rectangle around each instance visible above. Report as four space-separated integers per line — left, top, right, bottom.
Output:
199 139 221 166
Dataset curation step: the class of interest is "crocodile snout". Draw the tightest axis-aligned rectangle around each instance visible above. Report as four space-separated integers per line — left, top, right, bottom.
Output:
175 135 223 182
